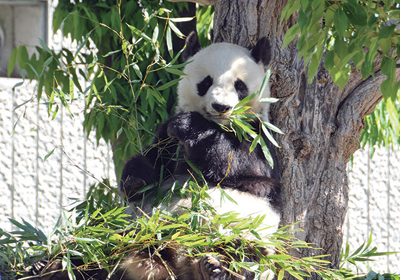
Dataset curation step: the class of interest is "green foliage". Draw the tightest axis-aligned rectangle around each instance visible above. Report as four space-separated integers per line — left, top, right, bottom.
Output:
361 97 400 156
0 181 397 280
281 0 400 151
339 232 400 279
9 0 213 179
341 232 399 269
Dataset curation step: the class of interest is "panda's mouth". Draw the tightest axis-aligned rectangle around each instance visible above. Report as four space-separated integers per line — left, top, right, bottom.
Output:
204 108 231 124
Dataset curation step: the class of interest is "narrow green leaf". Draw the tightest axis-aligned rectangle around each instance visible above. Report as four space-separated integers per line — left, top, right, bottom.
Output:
152 24 159 44
282 24 300 49
39 56 53 78
164 67 186 76
8 48 17 77
259 137 274 168
147 88 166 104
259 97 279 103
258 68 271 98
69 76 74 102
169 17 194 22
156 78 182 91
266 254 292 260
103 49 121 58
250 135 261 153
232 118 257 137
74 31 93 60
386 98 400 137
234 92 258 110
166 26 173 58
132 64 143 80
307 53 319 83
219 188 238 205
127 24 152 42
44 148 55 161
39 38 52 54
262 125 280 148
263 121 284 134
278 269 285 280
13 96 35 112
169 21 184 38
250 229 262 240
26 63 39 78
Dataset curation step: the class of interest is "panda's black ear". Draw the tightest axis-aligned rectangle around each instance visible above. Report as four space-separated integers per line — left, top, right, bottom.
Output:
251 37 272 66
183 32 201 61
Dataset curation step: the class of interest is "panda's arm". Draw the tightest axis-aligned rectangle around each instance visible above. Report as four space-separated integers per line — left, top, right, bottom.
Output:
167 112 237 182
167 112 279 182
119 119 181 203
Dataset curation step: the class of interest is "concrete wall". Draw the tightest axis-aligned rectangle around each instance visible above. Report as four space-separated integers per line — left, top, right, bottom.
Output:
345 148 400 273
0 78 116 232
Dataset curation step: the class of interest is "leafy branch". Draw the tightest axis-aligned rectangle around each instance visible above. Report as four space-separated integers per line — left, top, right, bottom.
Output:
281 0 400 150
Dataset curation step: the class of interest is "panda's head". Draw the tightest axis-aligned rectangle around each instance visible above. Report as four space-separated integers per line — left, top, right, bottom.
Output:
176 33 272 124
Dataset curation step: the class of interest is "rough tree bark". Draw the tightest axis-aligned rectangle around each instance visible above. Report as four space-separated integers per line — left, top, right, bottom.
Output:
210 0 394 278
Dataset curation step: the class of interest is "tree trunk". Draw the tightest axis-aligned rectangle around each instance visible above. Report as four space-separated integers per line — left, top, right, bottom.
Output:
212 0 385 277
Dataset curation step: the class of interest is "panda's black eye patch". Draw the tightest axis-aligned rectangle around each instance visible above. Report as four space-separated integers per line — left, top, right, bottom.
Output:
197 75 213 96
234 79 248 100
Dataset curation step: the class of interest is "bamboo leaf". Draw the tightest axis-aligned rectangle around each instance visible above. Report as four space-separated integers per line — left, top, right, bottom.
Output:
250 135 261 153
39 38 52 54
166 26 173 57
156 78 182 91
168 21 184 38
8 48 17 77
44 148 56 161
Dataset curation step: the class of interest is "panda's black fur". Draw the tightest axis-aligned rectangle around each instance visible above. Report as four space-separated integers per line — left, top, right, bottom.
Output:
120 111 281 210
31 33 281 280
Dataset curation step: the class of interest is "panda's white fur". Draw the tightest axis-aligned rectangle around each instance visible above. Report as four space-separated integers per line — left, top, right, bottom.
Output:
177 42 271 124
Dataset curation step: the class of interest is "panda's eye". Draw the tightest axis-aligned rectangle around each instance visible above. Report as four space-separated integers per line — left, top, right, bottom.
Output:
234 79 248 100
197 75 213 96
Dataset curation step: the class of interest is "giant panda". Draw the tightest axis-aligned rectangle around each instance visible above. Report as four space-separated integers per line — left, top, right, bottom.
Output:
31 32 281 280
117 32 282 279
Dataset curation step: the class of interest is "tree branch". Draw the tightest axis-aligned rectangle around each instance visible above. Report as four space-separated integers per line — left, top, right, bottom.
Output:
333 67 400 163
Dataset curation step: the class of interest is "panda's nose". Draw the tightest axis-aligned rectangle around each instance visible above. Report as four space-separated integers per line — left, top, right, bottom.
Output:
212 103 232 113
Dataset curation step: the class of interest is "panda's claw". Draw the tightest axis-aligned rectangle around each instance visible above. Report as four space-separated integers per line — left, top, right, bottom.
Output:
201 255 226 280
31 259 48 275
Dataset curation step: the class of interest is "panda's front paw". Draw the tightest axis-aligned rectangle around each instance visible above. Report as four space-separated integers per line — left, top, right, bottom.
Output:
167 112 211 142
119 176 147 202
200 255 226 280
31 259 49 276
31 259 62 279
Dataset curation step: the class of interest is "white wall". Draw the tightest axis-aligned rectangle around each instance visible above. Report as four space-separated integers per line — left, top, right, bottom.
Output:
0 78 116 233
345 147 400 273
